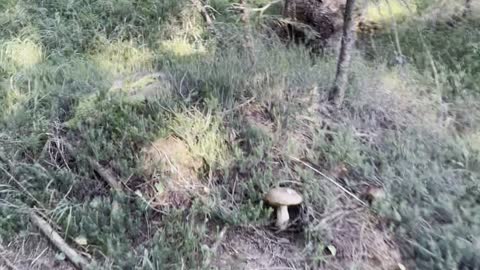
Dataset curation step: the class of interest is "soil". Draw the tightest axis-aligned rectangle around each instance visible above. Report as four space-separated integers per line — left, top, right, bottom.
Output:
1 234 75 270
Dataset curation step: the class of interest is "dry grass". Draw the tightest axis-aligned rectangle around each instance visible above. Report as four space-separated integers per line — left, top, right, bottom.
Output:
213 227 305 269
140 136 206 208
110 71 174 102
1 235 74 270
1 0 479 269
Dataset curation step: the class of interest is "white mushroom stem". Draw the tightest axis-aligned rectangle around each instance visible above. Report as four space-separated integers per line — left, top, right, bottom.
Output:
276 205 290 229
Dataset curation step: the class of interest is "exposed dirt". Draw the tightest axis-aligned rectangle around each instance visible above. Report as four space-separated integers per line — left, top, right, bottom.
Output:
0 234 75 270
242 103 275 135
213 227 305 270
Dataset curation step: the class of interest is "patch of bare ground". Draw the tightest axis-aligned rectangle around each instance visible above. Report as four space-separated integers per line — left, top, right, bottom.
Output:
213 227 305 270
241 103 276 135
310 200 402 270
222 95 404 269
0 234 75 270
210 206 402 270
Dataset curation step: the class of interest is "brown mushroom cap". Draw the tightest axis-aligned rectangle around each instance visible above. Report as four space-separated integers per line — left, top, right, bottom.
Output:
264 187 303 206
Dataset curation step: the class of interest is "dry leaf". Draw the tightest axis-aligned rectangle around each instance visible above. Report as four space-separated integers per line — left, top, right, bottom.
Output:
74 235 87 246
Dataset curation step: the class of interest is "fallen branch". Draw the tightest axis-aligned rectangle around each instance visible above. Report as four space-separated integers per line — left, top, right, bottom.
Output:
231 0 281 16
288 156 367 206
191 0 215 30
57 139 122 193
29 212 89 269
87 159 123 193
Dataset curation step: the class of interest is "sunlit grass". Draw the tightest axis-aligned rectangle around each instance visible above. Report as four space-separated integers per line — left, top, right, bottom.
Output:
364 0 415 24
169 108 232 169
160 38 207 57
90 40 154 77
0 86 28 120
0 0 479 269
0 38 43 72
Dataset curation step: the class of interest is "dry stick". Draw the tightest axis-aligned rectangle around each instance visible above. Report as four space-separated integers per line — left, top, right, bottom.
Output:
191 0 215 32
288 156 367 206
59 140 122 192
0 165 45 209
87 159 123 193
29 212 89 269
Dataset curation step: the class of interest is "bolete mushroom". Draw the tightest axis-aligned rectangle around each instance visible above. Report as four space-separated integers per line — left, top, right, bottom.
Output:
264 187 303 230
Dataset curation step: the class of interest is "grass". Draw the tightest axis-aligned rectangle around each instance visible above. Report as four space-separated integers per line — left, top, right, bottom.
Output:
0 0 480 269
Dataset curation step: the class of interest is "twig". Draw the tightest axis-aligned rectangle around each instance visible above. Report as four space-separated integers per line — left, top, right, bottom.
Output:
29 211 90 269
30 247 48 267
211 226 228 252
204 226 228 267
221 96 255 115
231 0 282 16
87 159 123 193
0 165 45 208
191 0 215 30
288 156 367 206
0 245 18 270
57 139 122 193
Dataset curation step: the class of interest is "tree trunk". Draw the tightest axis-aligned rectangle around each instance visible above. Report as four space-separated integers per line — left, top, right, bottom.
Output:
191 0 215 34
239 0 256 65
463 0 472 18
328 0 356 108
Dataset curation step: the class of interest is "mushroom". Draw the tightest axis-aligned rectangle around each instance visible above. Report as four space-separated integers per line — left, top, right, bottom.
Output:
264 187 303 230
365 186 386 205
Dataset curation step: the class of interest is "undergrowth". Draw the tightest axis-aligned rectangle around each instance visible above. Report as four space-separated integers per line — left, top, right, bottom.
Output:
1 0 479 269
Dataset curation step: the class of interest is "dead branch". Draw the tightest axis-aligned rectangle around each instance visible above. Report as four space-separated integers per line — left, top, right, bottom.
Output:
191 0 215 30
87 159 123 193
231 0 282 16
57 139 122 193
29 212 90 269
288 156 367 206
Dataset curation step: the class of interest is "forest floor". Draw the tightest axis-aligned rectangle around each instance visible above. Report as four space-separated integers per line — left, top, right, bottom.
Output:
1 0 480 269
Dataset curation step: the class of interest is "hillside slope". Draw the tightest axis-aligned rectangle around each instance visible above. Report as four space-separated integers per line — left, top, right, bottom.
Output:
1 0 479 269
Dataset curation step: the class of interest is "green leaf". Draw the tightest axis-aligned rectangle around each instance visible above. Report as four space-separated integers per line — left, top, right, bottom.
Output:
155 182 165 194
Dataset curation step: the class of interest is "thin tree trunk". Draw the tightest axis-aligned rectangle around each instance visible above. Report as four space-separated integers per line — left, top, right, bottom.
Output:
191 0 215 35
283 0 290 17
328 0 356 108
240 0 256 65
463 0 472 18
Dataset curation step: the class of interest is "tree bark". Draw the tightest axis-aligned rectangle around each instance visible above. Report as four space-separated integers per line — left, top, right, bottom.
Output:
463 0 472 18
191 0 216 35
239 0 256 65
328 0 356 108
